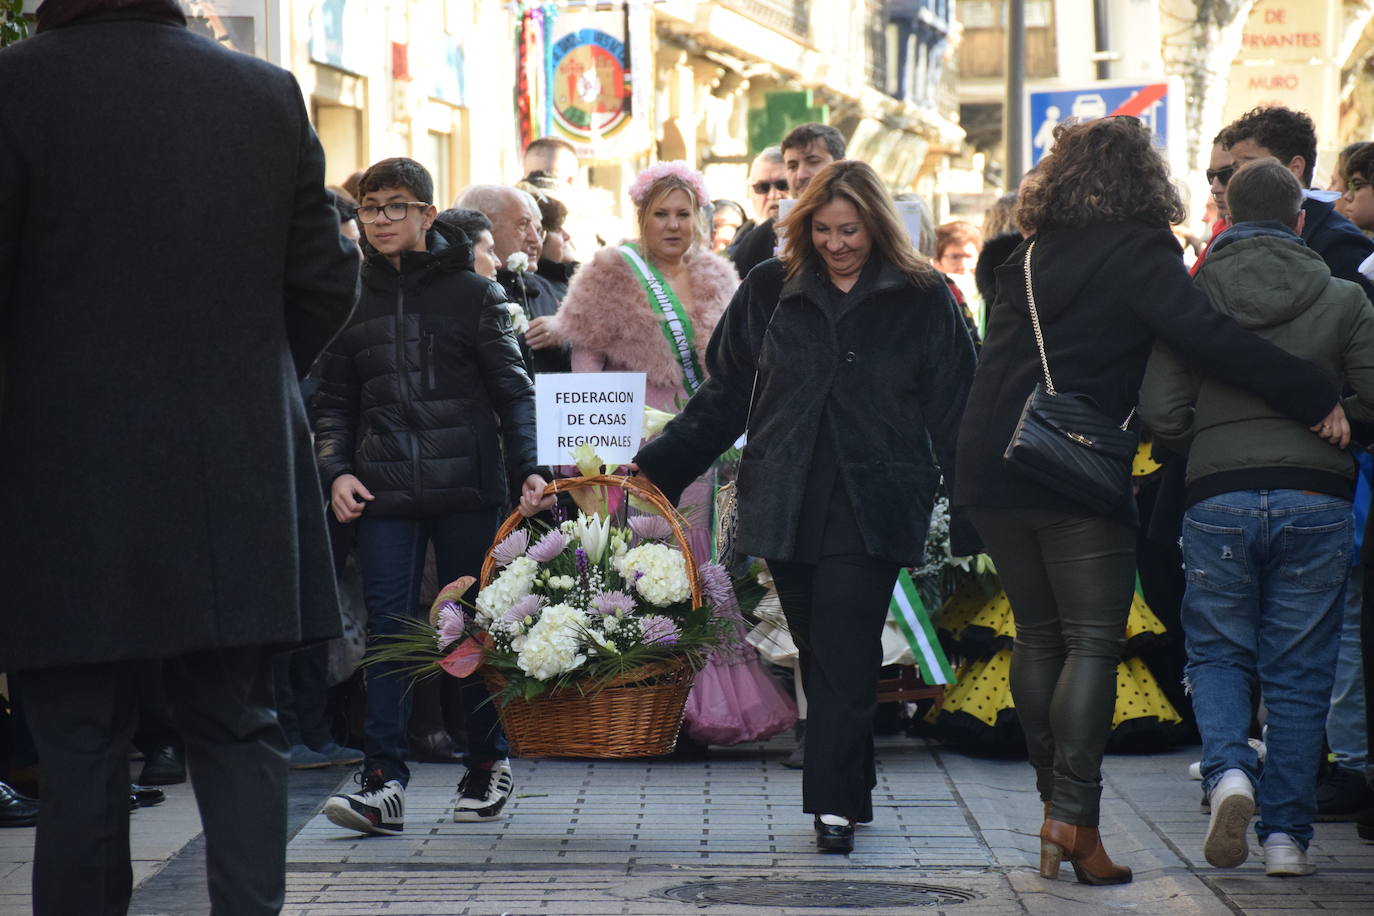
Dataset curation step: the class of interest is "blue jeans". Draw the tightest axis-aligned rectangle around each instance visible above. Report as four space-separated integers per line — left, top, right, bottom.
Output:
356 510 507 786
1327 562 1369 770
1182 489 1350 848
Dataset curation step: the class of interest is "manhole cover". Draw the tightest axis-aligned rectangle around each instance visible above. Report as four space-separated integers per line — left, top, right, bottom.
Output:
662 879 976 908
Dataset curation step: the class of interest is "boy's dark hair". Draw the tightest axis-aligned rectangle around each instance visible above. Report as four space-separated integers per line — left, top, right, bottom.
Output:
436 207 491 241
781 123 846 160
1219 106 1318 187
1225 158 1303 228
525 136 577 158
1344 144 1374 187
357 157 434 204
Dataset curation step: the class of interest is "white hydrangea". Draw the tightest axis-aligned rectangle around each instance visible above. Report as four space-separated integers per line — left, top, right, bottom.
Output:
616 543 691 607
475 556 538 629
516 603 588 680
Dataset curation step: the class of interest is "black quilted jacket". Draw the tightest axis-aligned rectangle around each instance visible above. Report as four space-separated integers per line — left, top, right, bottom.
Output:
310 222 541 517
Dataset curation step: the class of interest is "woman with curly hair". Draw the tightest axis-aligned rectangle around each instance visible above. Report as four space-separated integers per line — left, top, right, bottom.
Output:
952 117 1345 885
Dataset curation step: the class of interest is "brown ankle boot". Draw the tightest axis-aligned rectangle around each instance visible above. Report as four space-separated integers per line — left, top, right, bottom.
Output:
1039 818 1133 885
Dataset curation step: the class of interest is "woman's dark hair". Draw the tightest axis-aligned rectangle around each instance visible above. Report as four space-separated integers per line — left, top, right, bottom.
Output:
779 160 939 288
1336 141 1372 190
436 208 492 241
1015 118 1185 232
1347 145 1374 188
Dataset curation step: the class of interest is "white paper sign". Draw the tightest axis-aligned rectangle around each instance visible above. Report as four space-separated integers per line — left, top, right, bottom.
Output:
536 372 647 466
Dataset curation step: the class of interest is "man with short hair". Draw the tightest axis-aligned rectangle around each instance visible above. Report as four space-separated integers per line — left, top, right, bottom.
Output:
1141 156 1374 878
1220 106 1374 300
0 2 359 911
731 123 847 278
456 184 570 373
729 146 787 255
522 136 580 187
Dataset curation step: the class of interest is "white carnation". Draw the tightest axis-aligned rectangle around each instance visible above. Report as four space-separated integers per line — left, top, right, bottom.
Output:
515 603 588 680
507 302 530 335
616 543 691 607
475 556 538 629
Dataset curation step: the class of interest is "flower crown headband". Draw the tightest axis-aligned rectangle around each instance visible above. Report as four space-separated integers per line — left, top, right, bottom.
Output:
629 161 710 209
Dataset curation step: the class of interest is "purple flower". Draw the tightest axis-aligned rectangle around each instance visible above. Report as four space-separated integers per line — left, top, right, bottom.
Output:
504 594 545 626
527 529 569 563
628 515 672 541
700 563 735 609
576 548 589 579
640 614 680 646
435 602 466 650
551 501 566 524
492 530 529 568
591 590 635 617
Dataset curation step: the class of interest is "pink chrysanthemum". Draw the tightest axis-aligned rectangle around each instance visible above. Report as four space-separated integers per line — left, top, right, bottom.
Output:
699 563 734 609
527 529 570 563
591 590 636 617
435 602 466 650
628 161 709 208
628 515 673 542
640 614 680 646
504 594 545 625
492 530 529 568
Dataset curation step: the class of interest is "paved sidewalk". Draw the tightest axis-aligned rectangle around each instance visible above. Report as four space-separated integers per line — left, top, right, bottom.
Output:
3 736 1371 914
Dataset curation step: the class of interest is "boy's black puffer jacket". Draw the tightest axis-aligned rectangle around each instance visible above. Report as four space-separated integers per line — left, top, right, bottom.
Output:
311 222 540 517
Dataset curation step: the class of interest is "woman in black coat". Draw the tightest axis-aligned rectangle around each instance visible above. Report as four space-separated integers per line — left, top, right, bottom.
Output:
636 160 977 853
952 117 1345 885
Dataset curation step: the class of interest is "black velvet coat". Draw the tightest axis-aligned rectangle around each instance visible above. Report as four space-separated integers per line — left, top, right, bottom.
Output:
0 10 360 670
635 257 977 567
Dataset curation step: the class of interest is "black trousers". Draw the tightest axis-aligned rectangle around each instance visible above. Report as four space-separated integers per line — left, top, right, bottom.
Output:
967 506 1136 826
22 647 286 916
768 554 900 822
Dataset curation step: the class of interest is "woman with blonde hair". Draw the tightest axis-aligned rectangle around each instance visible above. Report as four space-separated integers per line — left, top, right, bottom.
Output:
554 162 796 749
634 160 977 852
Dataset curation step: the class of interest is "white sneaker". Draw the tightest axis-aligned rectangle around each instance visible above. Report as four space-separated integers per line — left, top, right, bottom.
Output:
1204 768 1255 867
1188 760 1202 780
323 768 404 836
453 758 514 822
1262 832 1315 876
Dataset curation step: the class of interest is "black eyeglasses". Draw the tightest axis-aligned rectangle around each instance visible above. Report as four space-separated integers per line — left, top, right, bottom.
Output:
751 179 789 195
1205 165 1236 186
356 201 431 223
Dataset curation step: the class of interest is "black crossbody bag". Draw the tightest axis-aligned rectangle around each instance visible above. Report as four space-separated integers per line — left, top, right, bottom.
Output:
1002 241 1138 514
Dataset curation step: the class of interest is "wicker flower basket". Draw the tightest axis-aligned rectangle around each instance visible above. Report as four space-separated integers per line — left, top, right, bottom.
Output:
478 474 702 758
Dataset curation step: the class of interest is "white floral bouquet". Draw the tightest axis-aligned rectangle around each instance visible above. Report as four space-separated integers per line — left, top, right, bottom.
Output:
369 506 732 702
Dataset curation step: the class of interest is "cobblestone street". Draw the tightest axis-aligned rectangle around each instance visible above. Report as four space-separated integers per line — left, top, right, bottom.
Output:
4 735 1369 915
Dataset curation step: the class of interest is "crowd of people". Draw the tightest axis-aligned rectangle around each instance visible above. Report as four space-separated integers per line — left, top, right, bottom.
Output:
2 3 1374 913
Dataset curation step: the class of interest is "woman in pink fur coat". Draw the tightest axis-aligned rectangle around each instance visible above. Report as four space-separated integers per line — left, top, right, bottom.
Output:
553 163 738 555
553 162 797 747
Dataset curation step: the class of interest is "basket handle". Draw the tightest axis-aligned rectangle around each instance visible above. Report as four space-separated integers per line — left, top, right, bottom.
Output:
479 474 703 609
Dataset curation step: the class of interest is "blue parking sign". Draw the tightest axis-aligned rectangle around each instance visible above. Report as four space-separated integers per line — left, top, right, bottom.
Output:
1027 80 1177 168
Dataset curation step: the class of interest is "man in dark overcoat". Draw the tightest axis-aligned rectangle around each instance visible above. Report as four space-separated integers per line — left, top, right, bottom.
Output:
0 2 360 913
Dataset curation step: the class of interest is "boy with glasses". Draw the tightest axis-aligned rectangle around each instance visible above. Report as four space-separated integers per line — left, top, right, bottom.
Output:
312 158 552 836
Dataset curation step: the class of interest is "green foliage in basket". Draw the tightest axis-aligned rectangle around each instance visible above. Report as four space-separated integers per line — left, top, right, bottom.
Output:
366 511 733 704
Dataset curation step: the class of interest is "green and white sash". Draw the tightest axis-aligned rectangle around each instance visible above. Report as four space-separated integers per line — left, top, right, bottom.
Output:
618 243 705 395
890 569 956 685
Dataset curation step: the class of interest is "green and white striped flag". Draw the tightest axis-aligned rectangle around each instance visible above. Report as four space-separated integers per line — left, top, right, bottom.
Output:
890 569 956 685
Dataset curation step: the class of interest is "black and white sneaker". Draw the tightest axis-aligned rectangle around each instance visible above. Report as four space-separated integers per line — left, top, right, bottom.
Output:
323 768 405 836
453 758 514 822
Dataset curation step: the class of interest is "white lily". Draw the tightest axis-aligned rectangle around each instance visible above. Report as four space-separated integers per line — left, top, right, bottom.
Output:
575 512 612 564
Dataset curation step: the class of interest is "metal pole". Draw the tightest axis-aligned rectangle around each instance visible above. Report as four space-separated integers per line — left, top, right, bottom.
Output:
1005 0 1026 187
1093 0 1111 80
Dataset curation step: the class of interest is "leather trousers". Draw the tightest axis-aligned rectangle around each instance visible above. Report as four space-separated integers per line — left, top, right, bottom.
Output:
967 506 1135 826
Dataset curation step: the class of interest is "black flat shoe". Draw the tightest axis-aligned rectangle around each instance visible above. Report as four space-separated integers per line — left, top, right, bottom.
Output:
813 815 854 853
0 781 38 828
137 746 186 786
131 784 166 807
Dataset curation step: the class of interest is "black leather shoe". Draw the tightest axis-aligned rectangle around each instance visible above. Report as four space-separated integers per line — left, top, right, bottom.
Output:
813 815 854 853
131 784 166 807
0 781 38 828
137 746 187 786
